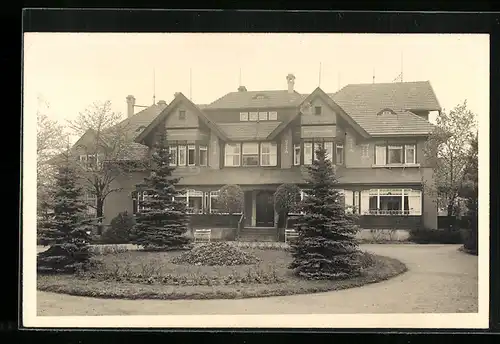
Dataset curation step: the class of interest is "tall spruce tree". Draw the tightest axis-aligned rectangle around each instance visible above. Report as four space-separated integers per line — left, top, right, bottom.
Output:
289 145 361 280
37 153 94 274
132 134 191 251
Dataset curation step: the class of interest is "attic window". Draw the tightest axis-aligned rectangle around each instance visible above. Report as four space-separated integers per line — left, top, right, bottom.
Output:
377 108 396 116
179 110 186 120
314 106 322 115
253 94 268 100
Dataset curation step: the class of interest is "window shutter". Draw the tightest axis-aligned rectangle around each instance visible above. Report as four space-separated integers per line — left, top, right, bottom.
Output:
344 190 353 213
360 190 370 215
408 190 422 215
270 143 277 166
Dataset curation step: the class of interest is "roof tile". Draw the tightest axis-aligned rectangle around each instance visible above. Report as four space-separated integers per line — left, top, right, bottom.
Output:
205 90 304 110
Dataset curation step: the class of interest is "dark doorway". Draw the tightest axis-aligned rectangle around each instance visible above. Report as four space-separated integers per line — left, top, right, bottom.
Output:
256 191 275 227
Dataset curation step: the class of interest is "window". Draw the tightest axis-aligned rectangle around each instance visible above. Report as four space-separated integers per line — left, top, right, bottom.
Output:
258 112 268 121
79 154 102 171
304 142 313 165
293 144 301 166
209 190 221 213
260 142 278 166
188 145 196 166
324 142 333 162
179 189 204 214
225 143 241 167
269 111 278 120
388 145 403 164
179 110 186 120
178 145 186 166
82 191 97 216
354 191 360 214
240 112 248 121
169 146 177 166
314 106 322 115
333 143 342 164
366 189 421 215
199 145 208 166
361 144 369 158
249 112 258 121
405 144 416 164
375 145 386 165
242 143 259 166
313 142 322 161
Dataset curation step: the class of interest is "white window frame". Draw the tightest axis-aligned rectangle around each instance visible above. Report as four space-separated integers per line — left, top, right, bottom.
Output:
366 188 421 216
169 146 178 166
304 142 313 165
324 142 333 162
225 143 241 167
209 190 221 214
258 112 268 121
199 145 208 166
268 111 278 120
240 112 248 121
249 112 258 121
388 145 404 164
178 145 187 166
405 144 416 164
361 144 369 158
293 144 301 166
260 142 277 166
187 145 196 166
242 142 260 166
335 143 344 165
375 145 387 165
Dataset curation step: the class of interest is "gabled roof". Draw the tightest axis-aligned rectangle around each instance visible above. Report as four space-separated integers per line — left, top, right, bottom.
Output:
217 121 282 141
204 90 305 110
268 87 370 140
134 92 227 144
329 81 440 136
112 103 168 140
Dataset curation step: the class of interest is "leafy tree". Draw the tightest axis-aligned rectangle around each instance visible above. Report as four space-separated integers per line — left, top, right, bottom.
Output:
289 146 361 280
67 100 139 234
218 184 244 215
424 100 477 219
101 211 136 244
460 132 478 254
131 134 191 251
274 183 300 228
37 152 94 274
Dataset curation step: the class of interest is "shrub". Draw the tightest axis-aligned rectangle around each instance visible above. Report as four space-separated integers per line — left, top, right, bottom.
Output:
101 211 135 244
171 242 260 266
218 184 244 214
409 227 463 244
88 244 130 256
274 183 300 228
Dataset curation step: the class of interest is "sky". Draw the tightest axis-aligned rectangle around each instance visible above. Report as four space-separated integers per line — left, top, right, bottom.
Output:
24 33 489 142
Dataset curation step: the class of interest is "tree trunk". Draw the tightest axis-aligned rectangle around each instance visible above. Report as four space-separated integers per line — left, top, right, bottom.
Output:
96 199 104 235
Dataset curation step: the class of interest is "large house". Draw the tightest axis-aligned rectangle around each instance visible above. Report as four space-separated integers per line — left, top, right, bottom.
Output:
73 74 441 238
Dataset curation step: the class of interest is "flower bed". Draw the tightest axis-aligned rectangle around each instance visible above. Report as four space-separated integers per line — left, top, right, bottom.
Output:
38 247 407 300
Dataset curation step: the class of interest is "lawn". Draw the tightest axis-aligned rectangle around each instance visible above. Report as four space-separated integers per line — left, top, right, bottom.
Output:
37 245 407 300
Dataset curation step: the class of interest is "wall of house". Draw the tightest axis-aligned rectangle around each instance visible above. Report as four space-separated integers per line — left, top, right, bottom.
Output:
208 130 221 169
301 96 337 125
102 171 148 224
165 104 199 128
280 127 293 168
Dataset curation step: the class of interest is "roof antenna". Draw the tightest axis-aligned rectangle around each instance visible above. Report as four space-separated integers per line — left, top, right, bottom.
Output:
189 68 193 101
239 68 242 86
401 51 404 83
372 67 375 84
152 68 156 105
318 62 322 87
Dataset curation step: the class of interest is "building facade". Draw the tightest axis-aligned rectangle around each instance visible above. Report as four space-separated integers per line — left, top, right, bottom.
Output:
79 75 441 234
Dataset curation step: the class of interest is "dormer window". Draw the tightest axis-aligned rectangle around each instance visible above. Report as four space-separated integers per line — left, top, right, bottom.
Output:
258 112 268 121
179 110 186 120
240 112 249 121
377 108 397 116
253 93 268 100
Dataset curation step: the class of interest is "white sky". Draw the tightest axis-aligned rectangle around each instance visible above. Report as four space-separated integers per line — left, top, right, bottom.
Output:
24 33 489 141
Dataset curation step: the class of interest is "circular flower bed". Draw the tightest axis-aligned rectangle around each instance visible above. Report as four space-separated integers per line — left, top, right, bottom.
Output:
37 246 407 300
171 242 260 266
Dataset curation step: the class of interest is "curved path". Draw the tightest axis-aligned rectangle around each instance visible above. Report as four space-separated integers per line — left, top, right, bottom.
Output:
37 244 478 315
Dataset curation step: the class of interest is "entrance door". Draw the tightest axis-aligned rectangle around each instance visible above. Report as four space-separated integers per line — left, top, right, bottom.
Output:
256 191 275 227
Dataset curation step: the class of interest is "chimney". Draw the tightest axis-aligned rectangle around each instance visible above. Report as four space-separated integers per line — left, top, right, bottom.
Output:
286 73 295 93
174 92 180 98
157 100 167 106
238 85 247 92
126 95 136 118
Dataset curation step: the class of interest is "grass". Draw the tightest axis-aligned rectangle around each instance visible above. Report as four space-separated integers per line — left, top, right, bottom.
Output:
37 248 407 300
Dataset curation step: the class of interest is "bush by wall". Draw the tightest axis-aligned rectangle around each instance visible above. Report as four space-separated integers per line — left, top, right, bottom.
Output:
409 227 464 244
100 211 136 244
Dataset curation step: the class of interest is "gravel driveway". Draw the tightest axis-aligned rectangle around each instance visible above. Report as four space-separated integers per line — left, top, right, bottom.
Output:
36 244 478 315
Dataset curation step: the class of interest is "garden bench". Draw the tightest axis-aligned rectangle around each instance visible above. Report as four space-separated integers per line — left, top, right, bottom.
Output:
284 228 298 244
194 229 212 243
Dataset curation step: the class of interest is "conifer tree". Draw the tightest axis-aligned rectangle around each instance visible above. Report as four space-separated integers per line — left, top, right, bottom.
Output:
289 145 361 280
37 153 94 274
132 134 191 251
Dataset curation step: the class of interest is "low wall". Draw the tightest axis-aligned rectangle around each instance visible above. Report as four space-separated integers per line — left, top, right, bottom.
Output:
356 229 410 242
186 227 236 241
189 214 241 229
287 215 421 230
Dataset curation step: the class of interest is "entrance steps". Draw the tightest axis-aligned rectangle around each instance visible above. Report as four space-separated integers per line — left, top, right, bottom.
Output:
238 226 278 242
